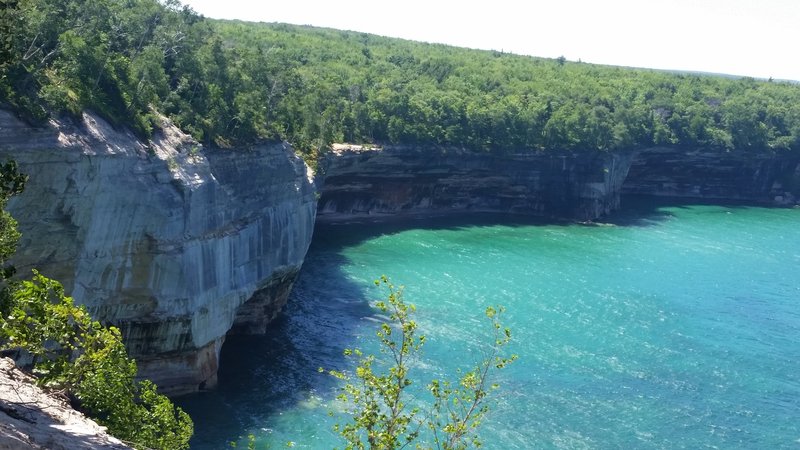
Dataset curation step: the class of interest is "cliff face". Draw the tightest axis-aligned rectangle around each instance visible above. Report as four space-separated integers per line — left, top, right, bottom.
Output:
320 146 800 223
623 147 800 204
3 108 798 397
0 110 316 395
319 146 633 221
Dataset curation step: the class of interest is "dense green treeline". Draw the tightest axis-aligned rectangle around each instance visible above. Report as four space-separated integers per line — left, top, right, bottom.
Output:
1 0 209 135
2 0 800 157
209 21 800 154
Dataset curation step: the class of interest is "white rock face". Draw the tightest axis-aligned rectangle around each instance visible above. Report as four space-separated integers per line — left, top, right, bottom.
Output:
0 110 317 395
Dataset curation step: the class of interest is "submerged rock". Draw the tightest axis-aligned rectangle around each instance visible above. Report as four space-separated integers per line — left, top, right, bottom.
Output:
0 110 317 395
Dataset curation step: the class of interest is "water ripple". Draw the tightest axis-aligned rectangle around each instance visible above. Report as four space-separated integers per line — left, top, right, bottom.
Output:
181 206 800 449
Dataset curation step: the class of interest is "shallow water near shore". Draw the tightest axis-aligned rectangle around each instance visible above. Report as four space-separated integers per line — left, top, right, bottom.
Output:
179 199 800 449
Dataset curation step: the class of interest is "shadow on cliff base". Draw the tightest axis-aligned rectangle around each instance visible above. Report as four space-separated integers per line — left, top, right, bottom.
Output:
608 194 791 227
309 195 746 248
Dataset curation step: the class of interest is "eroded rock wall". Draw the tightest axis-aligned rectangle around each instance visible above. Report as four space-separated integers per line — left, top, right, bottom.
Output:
0 110 316 395
622 147 800 204
319 146 633 221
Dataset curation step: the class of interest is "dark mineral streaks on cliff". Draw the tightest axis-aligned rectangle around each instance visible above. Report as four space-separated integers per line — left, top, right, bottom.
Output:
319 145 634 222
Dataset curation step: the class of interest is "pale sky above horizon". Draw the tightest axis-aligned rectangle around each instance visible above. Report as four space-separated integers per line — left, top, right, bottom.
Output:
181 0 800 81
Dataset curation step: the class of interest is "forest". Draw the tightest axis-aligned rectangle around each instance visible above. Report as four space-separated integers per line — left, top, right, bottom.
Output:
2 0 800 160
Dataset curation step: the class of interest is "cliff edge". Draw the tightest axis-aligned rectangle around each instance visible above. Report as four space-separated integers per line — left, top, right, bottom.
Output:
0 357 129 449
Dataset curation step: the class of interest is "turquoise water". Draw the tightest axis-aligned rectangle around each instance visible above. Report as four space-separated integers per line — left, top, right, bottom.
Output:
180 200 800 449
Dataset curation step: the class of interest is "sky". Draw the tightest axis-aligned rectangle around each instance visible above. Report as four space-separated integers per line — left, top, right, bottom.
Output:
181 0 800 81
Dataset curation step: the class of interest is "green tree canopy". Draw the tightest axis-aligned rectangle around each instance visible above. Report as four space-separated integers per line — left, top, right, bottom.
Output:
2 0 800 159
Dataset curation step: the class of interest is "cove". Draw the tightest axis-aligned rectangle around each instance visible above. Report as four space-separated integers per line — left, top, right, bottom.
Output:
179 199 800 449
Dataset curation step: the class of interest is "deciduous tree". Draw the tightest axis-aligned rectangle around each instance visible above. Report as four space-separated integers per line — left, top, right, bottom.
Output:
325 276 516 449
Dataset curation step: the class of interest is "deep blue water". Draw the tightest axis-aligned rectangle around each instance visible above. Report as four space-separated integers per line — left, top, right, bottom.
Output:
180 200 800 449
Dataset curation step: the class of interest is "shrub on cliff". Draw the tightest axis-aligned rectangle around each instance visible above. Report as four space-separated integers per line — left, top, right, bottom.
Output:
0 160 193 450
2 271 194 449
0 160 26 313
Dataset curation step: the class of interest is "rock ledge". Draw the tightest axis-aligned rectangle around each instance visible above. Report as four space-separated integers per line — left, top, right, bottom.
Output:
0 357 130 450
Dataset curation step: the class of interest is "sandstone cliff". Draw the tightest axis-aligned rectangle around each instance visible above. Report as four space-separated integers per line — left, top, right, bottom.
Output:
2 107 798 398
0 110 317 395
623 147 800 204
320 145 799 223
320 145 633 221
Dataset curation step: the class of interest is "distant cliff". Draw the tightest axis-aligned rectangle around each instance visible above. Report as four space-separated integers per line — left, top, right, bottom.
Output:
623 147 800 204
0 110 317 395
319 145 799 222
319 145 633 221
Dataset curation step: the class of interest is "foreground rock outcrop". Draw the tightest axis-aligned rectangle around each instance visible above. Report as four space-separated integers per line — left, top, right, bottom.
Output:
0 110 317 395
0 357 129 449
320 145 633 221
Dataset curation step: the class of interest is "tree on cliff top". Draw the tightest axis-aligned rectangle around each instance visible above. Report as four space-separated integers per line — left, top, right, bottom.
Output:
0 160 193 450
4 0 800 158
